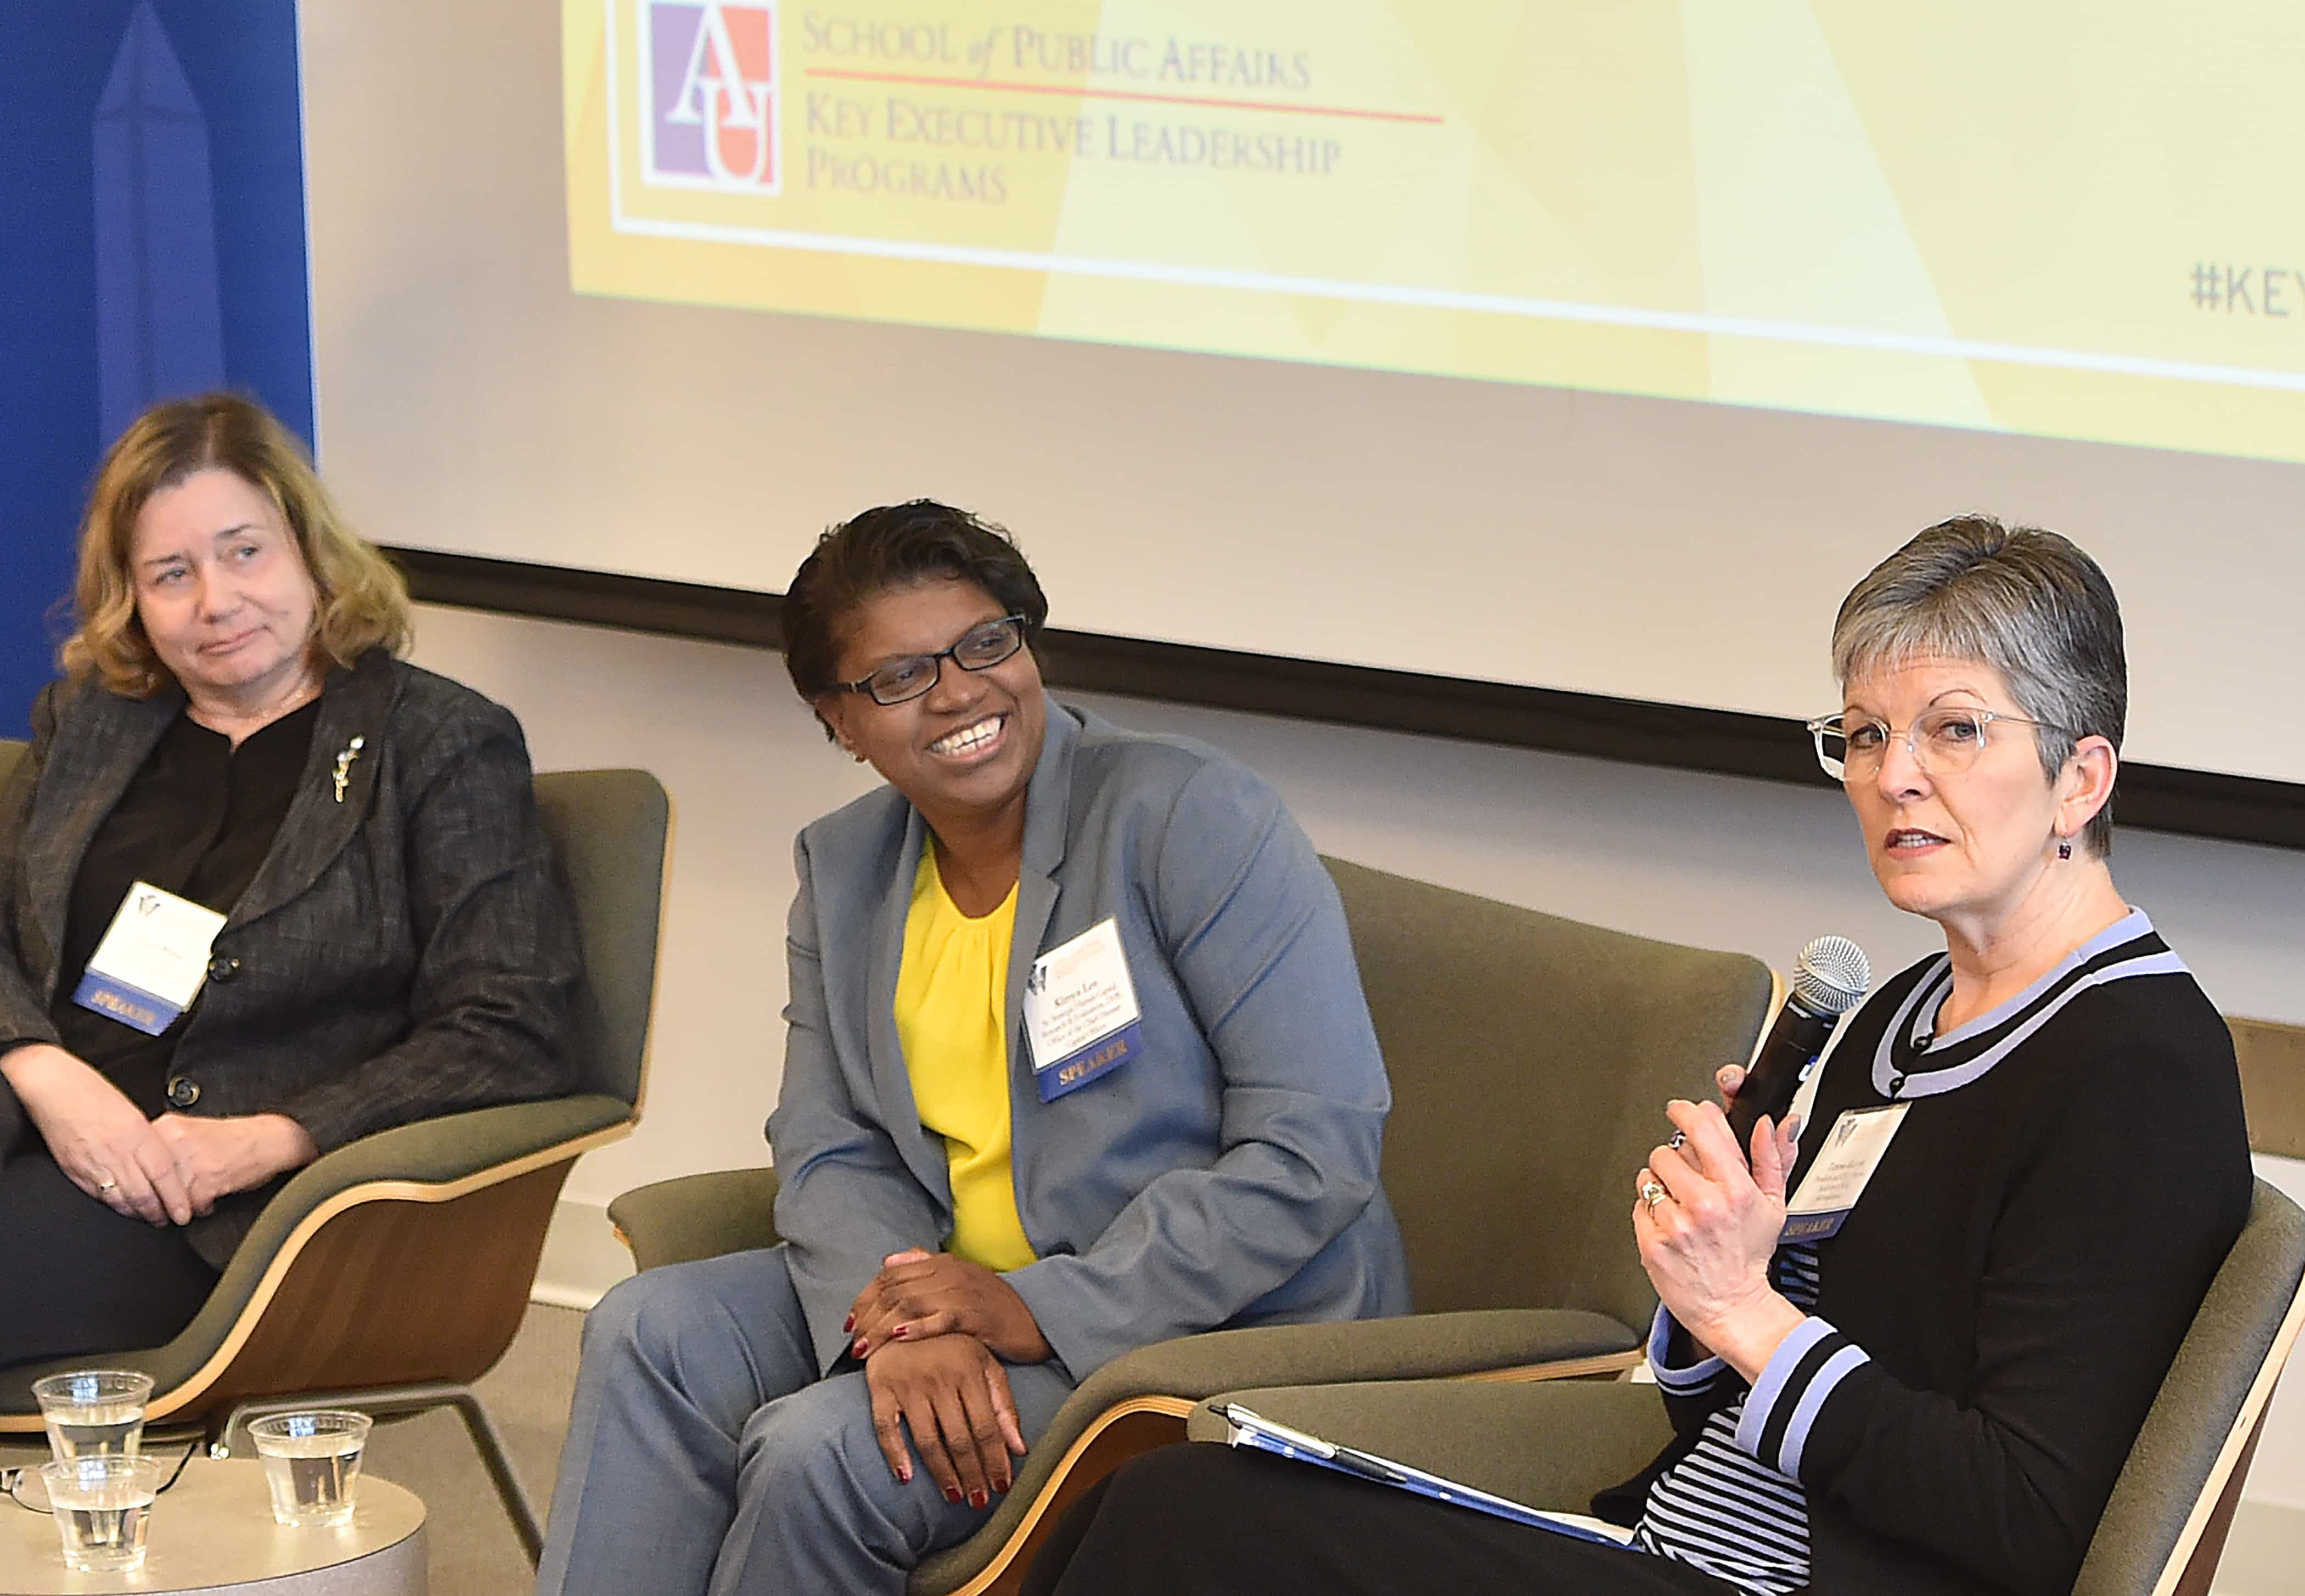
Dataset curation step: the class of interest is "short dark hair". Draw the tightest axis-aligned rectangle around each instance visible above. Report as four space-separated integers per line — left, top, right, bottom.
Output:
1832 514 2127 855
783 500 1049 726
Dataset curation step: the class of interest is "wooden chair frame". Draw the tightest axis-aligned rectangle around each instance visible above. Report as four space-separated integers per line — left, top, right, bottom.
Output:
0 1122 645 1562
0 758 672 1566
2152 1255 2305 1596
920 1348 1644 1596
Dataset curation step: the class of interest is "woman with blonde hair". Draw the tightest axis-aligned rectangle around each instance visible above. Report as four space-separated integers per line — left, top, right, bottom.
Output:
0 392 580 1368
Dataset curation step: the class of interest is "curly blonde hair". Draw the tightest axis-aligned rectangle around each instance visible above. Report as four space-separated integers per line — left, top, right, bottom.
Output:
61 392 412 697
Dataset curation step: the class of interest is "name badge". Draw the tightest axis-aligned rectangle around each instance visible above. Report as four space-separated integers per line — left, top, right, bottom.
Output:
71 881 227 1037
1782 1103 1910 1241
1024 917 1145 1102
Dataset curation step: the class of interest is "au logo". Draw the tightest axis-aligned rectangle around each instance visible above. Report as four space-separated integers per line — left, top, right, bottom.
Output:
640 1 780 194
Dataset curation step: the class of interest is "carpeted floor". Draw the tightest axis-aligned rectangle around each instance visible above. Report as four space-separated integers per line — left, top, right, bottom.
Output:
360 1301 585 1595
0 1301 586 1596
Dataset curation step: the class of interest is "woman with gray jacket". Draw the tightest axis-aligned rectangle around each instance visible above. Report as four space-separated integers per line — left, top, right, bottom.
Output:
536 500 1409 1596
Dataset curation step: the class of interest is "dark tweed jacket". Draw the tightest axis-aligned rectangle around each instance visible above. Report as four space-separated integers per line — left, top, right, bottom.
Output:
0 649 581 1266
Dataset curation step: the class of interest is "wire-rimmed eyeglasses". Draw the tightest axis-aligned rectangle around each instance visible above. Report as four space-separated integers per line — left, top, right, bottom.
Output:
1807 708 2054 781
835 616 1028 707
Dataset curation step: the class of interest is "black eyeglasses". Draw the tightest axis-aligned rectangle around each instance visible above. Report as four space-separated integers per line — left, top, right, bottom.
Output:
835 616 1028 707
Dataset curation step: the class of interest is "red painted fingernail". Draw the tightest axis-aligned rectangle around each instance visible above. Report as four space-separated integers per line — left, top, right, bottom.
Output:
994 1477 1011 1493
898 1464 912 1483
892 1323 909 1339
852 1339 868 1359
945 1487 963 1505
969 1490 988 1509
843 1315 854 1333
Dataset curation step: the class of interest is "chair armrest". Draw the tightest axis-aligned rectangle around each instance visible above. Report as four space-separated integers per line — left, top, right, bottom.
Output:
202 1094 631 1291
608 1167 783 1271
914 1306 1641 1588
1081 1307 1641 1405
287 1095 631 1188
0 1093 632 1413
1186 1376 1673 1514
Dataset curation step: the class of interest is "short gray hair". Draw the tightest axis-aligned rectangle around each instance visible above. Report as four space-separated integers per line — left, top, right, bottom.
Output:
1831 515 2126 856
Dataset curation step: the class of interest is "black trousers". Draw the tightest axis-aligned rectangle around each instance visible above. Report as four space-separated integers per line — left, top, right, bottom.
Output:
1023 1445 1742 1596
0 1151 218 1370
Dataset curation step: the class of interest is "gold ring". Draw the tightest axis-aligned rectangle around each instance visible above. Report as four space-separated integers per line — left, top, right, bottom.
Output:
1639 1179 1668 1209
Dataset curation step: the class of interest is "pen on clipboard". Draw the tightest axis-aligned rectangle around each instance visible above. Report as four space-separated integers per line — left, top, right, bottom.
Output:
1324 1445 1409 1485
1212 1402 1407 1485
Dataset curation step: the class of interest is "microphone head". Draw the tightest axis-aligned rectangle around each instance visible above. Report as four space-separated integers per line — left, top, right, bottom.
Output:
1791 935 1871 1016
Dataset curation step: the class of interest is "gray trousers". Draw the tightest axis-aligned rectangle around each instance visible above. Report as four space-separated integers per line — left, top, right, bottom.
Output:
535 1247 1078 1596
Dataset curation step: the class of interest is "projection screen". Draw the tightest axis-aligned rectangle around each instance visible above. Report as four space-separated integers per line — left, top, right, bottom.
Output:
299 1 2305 836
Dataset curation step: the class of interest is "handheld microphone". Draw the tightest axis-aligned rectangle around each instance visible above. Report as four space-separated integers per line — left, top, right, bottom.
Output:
1727 936 1872 1154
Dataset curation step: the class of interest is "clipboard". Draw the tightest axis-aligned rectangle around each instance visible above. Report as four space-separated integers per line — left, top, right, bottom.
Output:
1215 1403 1636 1548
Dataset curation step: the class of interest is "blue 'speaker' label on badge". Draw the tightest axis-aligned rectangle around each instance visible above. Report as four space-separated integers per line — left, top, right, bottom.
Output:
1025 917 1144 1102
1781 1104 1909 1244
72 879 224 1036
1780 1209 1851 1243
71 969 183 1036
1035 1020 1145 1102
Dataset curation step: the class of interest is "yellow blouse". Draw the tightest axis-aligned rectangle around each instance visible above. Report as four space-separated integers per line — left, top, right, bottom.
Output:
892 843 1037 1272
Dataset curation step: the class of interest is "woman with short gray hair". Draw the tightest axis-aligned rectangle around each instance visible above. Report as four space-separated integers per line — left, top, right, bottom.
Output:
1829 513 2129 858
1024 515 2252 1596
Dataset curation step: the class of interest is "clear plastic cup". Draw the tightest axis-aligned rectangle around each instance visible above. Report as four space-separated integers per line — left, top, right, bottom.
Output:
31 1369 153 1462
246 1410 373 1528
41 1454 162 1573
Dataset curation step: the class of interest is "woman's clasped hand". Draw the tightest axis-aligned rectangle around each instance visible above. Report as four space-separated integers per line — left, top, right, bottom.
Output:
864 1329 1027 1507
846 1248 1054 1362
850 1247 1052 1505
11 1043 317 1226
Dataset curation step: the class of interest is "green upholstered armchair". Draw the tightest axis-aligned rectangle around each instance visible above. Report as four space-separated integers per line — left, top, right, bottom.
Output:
0 747 673 1564
607 855 1777 1596
1195 1172 2305 1596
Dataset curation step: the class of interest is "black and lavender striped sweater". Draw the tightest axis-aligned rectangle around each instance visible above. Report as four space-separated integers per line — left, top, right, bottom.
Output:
1602 911 2250 1596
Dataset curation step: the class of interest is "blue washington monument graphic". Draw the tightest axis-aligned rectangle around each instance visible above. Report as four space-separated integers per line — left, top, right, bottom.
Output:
0 0 311 736
93 2 226 443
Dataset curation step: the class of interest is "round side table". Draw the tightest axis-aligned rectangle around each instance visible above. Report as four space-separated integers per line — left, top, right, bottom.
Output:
1 1457 424 1595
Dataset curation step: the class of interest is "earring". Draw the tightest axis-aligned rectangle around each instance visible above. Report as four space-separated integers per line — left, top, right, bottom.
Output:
2056 839 2073 861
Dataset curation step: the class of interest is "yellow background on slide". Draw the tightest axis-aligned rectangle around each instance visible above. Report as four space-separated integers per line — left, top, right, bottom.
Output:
566 0 2305 465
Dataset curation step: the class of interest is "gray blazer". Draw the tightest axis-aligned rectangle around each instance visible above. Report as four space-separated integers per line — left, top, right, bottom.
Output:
769 698 1410 1381
0 650 582 1266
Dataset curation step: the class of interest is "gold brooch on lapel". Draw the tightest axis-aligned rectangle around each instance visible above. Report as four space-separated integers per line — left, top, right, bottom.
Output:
331 736 367 803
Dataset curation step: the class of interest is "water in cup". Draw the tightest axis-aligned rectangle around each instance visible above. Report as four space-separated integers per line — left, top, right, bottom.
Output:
44 1400 146 1460
31 1371 152 1461
259 1432 364 1527
42 1456 161 1574
55 1491 153 1573
248 1411 372 1528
